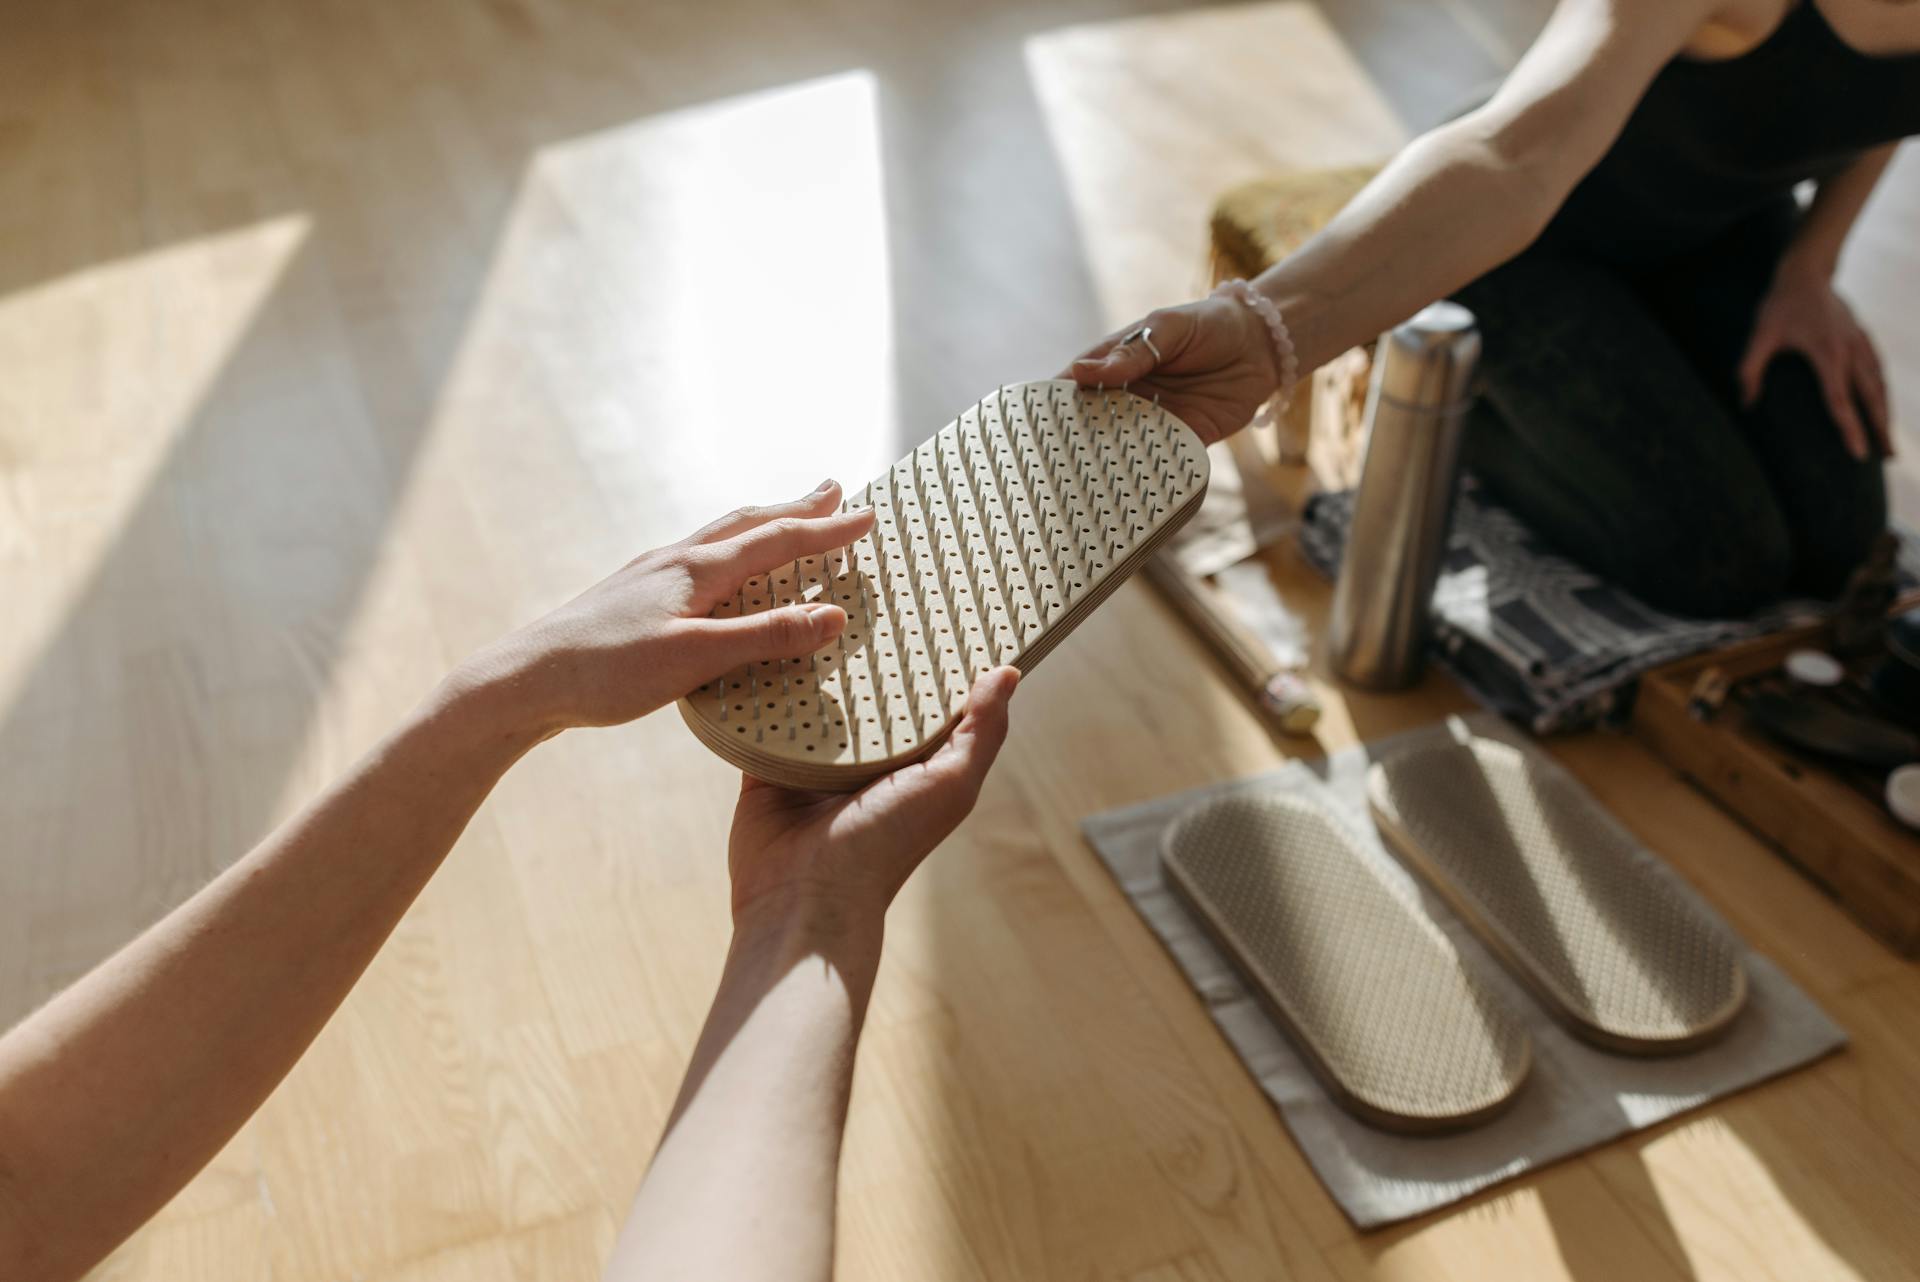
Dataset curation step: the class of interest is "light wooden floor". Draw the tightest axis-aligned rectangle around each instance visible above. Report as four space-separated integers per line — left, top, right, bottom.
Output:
4 1 1919 1278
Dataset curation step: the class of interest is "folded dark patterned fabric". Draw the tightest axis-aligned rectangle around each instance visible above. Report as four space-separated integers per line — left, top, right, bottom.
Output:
1298 479 1915 733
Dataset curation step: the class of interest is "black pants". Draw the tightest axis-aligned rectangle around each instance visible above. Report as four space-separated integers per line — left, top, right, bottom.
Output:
1452 204 1886 619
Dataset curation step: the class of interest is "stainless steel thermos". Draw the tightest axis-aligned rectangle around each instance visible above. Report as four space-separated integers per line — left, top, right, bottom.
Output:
1328 300 1481 689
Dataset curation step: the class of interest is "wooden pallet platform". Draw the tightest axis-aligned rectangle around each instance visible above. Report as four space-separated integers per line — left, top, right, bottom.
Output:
1633 617 1920 956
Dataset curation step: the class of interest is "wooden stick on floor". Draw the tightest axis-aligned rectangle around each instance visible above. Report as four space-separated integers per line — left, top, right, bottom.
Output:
1144 552 1320 737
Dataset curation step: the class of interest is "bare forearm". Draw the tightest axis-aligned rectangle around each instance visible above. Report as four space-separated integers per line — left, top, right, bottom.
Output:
1252 117 1556 370
0 665 544 1280
0 486 892 1278
1250 0 1709 370
1782 143 1897 279
606 900 883 1282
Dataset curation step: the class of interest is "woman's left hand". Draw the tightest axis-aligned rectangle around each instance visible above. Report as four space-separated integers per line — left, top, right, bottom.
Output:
1738 264 1892 461
460 482 876 736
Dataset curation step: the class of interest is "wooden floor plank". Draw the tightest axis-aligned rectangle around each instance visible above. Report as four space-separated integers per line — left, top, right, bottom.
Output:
5 1 1918 1279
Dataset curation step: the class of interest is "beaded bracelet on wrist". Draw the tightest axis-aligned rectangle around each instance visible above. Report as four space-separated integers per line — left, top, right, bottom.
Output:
1211 277 1300 419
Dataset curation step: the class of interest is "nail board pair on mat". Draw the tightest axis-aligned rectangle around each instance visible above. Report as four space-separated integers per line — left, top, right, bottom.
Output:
1084 715 1847 1228
679 379 1209 790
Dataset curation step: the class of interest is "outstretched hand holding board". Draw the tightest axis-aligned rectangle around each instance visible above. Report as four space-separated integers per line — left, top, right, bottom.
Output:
679 379 1210 790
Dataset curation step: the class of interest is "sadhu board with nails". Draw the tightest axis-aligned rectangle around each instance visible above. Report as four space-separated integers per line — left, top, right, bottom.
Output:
1368 728 1748 1055
1161 790 1533 1134
678 379 1210 791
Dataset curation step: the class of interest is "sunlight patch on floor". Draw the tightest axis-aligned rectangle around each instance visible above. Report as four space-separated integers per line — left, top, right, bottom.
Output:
1639 1117 1861 1281
1023 1 1404 327
489 70 901 546
0 215 311 696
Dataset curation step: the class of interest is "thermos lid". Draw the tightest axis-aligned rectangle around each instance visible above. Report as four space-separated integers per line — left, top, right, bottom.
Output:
1377 300 1481 411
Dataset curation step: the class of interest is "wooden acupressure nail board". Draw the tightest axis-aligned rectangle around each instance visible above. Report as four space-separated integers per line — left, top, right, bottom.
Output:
1162 791 1532 1133
1368 731 1748 1055
678 379 1210 791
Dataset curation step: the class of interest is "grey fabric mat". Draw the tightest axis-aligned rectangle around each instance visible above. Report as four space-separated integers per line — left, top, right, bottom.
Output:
1081 713 1847 1230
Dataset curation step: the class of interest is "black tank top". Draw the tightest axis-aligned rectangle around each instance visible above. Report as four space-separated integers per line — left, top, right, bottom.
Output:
1544 1 1920 263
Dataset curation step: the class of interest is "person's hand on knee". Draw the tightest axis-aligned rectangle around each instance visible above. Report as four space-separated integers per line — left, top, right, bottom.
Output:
725 665 1020 931
455 480 876 736
1738 264 1894 462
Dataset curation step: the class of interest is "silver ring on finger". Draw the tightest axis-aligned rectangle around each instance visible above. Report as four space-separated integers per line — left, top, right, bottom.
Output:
1120 324 1161 364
